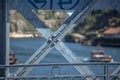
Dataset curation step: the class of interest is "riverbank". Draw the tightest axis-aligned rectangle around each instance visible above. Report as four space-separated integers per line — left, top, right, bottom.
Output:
10 32 43 38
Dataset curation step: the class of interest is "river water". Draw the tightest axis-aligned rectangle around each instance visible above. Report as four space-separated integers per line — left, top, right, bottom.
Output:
10 38 120 77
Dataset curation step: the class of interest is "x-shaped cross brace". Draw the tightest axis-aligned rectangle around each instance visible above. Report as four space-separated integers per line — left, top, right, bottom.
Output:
11 0 98 79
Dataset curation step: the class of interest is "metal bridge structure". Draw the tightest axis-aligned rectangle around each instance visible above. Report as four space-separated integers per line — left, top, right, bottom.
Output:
0 0 120 80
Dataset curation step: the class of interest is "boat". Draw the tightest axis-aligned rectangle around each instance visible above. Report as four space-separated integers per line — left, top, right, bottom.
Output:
83 44 113 62
90 50 113 62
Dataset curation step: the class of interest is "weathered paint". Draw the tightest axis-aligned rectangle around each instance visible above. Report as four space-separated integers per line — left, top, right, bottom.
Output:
0 0 6 79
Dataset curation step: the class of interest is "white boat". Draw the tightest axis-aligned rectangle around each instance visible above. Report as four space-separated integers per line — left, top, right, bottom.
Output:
90 50 113 62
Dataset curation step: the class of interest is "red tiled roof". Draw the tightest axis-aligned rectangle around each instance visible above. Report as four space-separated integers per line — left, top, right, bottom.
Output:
104 27 120 34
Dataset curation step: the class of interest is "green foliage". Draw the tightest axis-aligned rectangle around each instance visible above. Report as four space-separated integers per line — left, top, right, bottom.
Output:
10 10 120 36
76 10 120 34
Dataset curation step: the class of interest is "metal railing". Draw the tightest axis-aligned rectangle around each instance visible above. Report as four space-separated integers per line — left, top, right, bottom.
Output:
0 62 120 80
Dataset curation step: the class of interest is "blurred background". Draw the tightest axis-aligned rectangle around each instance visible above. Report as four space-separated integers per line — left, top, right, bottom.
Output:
10 10 120 47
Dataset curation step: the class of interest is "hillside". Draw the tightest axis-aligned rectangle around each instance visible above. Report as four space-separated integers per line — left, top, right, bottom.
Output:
10 10 69 33
74 10 120 34
10 10 120 40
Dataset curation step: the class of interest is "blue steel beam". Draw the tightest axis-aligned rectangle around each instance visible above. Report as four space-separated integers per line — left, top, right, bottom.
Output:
9 0 119 78
15 0 95 76
105 0 120 12
0 0 6 79
8 0 120 11
7 0 120 78
0 0 118 79
14 0 97 78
